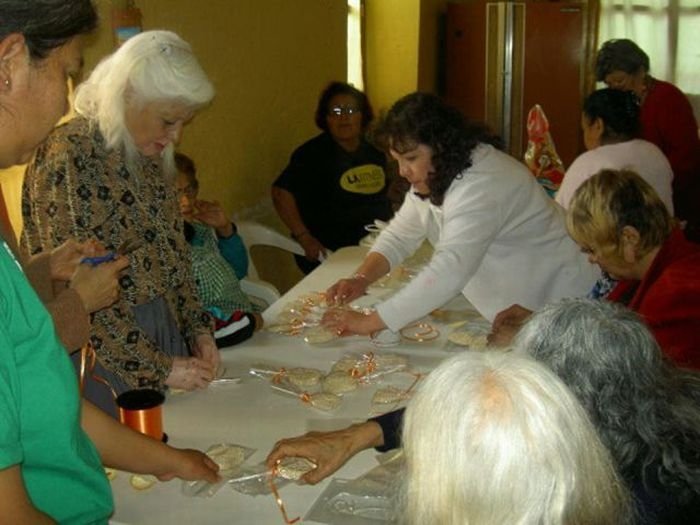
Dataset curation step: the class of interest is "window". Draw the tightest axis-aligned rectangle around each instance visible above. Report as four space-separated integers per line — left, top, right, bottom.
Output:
599 0 700 94
347 0 363 89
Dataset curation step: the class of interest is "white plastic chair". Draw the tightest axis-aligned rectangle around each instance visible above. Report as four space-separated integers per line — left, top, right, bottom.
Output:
236 221 305 308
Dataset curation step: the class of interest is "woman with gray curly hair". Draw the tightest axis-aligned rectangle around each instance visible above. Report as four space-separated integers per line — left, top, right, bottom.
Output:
401 350 631 525
21 30 218 416
515 298 700 524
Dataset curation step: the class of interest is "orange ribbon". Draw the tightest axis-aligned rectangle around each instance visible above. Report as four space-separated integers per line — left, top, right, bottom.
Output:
400 322 440 342
350 352 377 379
299 392 312 404
272 368 288 384
79 343 118 400
119 403 163 441
269 466 300 524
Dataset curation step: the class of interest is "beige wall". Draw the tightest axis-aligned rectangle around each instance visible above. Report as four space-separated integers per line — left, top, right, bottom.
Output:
364 0 446 115
365 0 421 114
418 0 448 92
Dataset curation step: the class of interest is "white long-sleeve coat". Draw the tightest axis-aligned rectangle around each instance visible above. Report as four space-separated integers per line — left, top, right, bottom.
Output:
372 144 599 329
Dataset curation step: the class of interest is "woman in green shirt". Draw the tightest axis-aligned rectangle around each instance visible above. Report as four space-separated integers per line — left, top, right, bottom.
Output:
0 2 219 522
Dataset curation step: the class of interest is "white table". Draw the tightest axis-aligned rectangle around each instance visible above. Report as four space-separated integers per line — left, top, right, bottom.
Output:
110 246 472 524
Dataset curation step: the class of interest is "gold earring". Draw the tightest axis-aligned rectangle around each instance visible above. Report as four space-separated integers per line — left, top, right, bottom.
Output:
3 78 9 88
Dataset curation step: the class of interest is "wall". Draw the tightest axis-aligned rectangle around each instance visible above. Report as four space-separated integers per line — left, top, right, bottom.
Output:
418 0 448 93
1 0 346 291
364 0 421 114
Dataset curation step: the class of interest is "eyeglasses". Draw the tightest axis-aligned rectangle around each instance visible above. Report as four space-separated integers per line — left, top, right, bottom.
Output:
328 105 361 117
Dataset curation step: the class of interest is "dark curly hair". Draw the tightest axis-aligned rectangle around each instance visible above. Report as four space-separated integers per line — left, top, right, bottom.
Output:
314 81 374 132
595 39 650 82
583 88 640 143
375 92 502 206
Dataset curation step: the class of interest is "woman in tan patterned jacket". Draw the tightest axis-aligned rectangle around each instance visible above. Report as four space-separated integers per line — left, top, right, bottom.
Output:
22 30 219 417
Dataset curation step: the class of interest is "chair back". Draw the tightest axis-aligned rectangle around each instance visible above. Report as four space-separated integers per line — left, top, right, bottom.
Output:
236 221 304 279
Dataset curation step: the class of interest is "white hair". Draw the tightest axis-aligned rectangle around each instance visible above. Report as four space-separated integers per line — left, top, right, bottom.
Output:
401 351 631 525
73 30 214 174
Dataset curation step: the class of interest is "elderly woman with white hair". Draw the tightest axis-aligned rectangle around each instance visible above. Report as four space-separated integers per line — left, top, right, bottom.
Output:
400 350 631 525
21 30 218 416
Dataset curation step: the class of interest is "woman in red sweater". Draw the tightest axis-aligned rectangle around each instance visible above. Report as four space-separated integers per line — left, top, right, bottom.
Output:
567 168 700 369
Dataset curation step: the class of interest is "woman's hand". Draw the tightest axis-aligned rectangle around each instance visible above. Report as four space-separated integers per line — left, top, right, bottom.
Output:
488 304 533 347
154 448 220 483
321 308 385 336
192 199 233 237
326 275 369 306
298 233 327 262
50 238 106 281
192 333 220 370
265 422 384 485
69 257 130 313
165 356 215 390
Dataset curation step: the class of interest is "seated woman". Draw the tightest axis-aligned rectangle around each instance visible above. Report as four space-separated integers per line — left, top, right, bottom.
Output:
400 351 631 525
175 152 262 347
321 92 598 335
596 39 700 239
555 88 673 213
272 81 394 274
567 169 700 368
21 30 218 417
516 299 700 524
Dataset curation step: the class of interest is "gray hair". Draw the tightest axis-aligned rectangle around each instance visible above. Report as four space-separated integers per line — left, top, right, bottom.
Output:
515 298 700 502
73 30 214 175
401 351 631 525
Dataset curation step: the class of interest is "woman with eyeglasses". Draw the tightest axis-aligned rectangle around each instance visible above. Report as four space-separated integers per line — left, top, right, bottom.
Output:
272 81 394 274
596 39 700 240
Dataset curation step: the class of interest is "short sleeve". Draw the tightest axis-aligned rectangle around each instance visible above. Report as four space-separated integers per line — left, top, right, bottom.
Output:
0 325 22 470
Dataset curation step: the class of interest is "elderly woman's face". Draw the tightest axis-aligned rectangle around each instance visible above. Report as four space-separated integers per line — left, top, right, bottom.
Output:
3 37 83 167
125 100 194 157
175 171 197 219
390 143 433 195
577 238 637 280
604 69 646 98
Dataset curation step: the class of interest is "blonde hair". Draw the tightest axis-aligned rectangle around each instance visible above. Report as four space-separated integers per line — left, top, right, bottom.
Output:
401 351 631 525
567 169 672 263
74 30 214 174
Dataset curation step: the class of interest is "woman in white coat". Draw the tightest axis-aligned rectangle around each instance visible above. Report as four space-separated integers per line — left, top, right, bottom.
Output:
323 93 598 335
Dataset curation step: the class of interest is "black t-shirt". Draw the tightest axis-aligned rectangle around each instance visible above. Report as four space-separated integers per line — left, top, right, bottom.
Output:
273 132 393 250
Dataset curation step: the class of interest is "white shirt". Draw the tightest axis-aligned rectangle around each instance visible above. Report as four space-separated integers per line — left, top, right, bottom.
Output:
555 139 674 213
371 144 599 329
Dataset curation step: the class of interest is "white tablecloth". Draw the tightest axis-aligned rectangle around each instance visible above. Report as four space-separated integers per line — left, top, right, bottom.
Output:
110 246 472 524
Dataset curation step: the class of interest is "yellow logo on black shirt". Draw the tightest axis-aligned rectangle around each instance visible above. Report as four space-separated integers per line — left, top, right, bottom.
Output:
340 164 386 194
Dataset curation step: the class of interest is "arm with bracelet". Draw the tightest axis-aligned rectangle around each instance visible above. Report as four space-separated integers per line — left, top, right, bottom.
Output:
320 252 391 335
271 186 327 262
326 252 390 305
